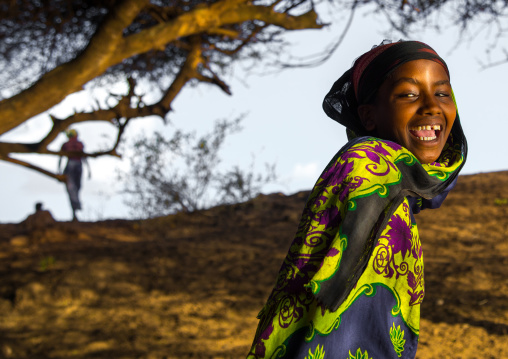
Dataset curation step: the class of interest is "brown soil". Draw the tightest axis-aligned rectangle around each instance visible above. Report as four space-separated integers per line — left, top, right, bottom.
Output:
0 171 507 358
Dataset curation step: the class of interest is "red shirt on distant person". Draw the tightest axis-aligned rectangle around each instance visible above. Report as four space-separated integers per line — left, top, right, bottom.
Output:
61 132 84 161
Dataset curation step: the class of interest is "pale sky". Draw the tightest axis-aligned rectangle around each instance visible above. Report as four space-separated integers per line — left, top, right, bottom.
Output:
1 7 507 222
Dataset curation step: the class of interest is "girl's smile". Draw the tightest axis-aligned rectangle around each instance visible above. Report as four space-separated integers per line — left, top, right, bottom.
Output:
408 124 441 141
358 59 456 164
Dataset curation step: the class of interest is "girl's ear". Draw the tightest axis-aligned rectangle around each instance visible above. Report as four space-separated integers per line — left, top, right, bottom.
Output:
357 104 376 132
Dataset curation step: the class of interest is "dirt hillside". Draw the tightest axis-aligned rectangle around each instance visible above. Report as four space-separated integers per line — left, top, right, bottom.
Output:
0 171 507 358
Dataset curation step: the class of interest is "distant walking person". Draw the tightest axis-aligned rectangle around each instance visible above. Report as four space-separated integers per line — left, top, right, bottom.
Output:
58 129 91 221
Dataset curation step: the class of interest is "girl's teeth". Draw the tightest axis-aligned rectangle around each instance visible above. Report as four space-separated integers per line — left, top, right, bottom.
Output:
410 125 441 131
418 136 437 141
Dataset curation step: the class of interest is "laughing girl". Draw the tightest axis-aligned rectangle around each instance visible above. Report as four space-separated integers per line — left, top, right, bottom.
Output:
247 40 467 359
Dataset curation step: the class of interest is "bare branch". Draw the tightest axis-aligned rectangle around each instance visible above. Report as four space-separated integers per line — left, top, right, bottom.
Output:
479 48 508 70
275 2 356 69
212 23 267 56
0 154 66 182
196 63 232 95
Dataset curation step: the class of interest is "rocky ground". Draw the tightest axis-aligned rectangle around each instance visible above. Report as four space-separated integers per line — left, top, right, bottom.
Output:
0 171 507 358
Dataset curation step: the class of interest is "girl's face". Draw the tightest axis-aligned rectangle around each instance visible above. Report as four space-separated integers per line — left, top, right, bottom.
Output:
359 59 456 164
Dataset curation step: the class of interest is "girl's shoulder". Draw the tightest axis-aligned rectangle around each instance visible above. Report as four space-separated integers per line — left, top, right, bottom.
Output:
330 136 416 173
342 137 407 162
314 137 415 206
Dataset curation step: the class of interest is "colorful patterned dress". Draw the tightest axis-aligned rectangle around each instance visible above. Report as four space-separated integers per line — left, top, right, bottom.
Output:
247 136 464 359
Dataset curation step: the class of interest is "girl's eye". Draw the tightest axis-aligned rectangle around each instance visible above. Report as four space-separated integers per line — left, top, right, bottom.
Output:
398 92 417 98
436 92 450 97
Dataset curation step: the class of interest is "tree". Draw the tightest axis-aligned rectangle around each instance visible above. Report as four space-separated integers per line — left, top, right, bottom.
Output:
119 116 276 218
0 0 330 181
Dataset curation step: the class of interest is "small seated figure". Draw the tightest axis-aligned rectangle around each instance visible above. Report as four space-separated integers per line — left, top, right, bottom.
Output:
23 202 56 231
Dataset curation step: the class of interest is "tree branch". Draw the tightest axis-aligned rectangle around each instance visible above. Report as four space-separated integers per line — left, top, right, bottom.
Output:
212 23 266 56
276 2 356 68
0 154 66 182
113 2 323 64
154 38 204 117
208 27 240 38
480 48 508 70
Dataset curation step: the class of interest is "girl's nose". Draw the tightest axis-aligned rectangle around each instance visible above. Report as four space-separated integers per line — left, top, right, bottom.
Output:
420 92 442 115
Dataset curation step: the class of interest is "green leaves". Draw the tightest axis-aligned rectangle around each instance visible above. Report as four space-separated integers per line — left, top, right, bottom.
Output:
305 344 325 359
348 348 371 359
390 322 406 357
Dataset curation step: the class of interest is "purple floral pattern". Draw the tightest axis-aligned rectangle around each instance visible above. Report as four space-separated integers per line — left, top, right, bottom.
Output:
372 201 424 306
